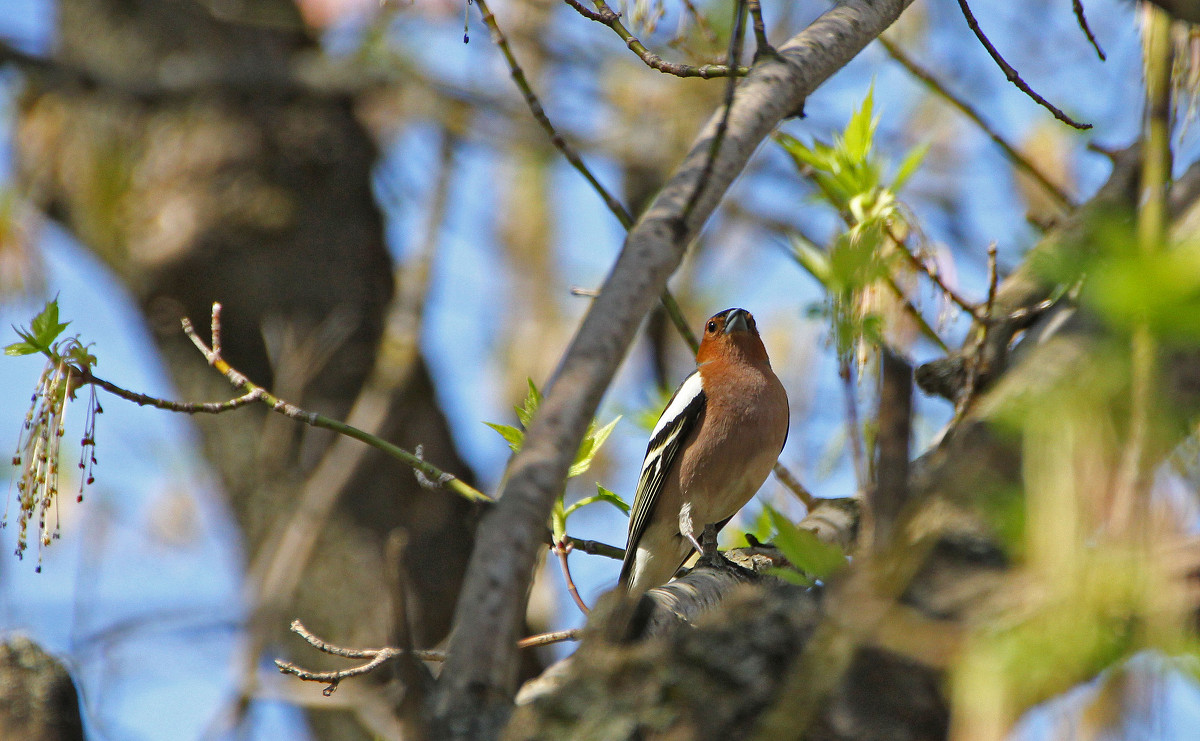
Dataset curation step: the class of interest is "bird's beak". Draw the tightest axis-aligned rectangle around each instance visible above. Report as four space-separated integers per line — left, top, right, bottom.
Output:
723 309 750 334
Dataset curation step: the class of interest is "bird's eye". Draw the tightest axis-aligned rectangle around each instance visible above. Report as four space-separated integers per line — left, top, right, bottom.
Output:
707 320 717 333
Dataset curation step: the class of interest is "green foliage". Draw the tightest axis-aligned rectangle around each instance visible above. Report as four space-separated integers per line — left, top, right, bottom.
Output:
775 87 934 362
483 378 543 452
761 504 847 586
485 378 626 542
6 299 71 357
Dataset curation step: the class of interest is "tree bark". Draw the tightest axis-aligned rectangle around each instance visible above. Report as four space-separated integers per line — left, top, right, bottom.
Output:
0 636 85 741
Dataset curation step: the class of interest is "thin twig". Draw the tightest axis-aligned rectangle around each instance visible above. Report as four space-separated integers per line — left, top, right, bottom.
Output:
479 0 696 353
79 370 263 413
565 0 749 78
876 35 1075 211
886 225 982 319
747 0 773 60
517 628 582 649
984 242 999 320
565 535 624 560
772 461 816 510
659 289 700 353
477 0 634 227
554 541 591 614
275 620 442 696
682 0 748 223
839 360 867 491
954 244 999 418
955 0 1092 130
1071 0 1106 61
275 621 581 692
181 303 490 503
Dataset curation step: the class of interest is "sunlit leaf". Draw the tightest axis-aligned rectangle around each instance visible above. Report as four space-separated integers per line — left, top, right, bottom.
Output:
764 504 847 580
484 422 524 452
892 142 930 193
29 299 69 348
789 235 832 287
564 483 630 518
842 85 876 164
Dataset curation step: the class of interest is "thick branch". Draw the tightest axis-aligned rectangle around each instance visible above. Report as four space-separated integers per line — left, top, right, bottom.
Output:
430 1 915 736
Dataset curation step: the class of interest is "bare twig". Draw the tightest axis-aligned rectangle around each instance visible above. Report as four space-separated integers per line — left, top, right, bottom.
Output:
554 541 591 614
954 243 1000 417
747 0 773 60
683 0 748 223
955 0 1092 130
478 0 697 352
772 461 816 510
476 0 634 227
564 0 749 78
517 629 582 650
181 303 489 503
839 359 867 491
564 535 624 560
876 35 1075 210
1072 0 1106 61
886 225 982 319
275 620 443 696
78 370 263 413
276 621 582 693
984 242 999 320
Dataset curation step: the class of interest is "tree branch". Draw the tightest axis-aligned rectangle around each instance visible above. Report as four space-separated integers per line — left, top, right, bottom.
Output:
563 0 749 78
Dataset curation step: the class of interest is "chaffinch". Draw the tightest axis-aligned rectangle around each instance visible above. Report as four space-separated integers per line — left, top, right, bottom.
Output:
619 308 789 594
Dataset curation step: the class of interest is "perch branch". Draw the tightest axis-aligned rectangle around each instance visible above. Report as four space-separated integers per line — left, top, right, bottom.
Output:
180 303 489 503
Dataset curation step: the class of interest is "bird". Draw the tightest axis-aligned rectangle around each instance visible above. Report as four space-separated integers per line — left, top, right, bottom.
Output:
618 307 789 595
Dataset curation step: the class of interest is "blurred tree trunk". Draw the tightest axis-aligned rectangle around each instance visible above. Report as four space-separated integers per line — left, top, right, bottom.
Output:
14 0 479 736
0 636 84 741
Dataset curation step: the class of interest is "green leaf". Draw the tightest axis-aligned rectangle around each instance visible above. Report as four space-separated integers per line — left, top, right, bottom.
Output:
789 234 832 287
563 484 631 519
589 415 619 455
765 504 847 580
483 422 524 453
29 299 69 348
5 338 38 356
842 84 877 164
776 132 831 173
593 483 630 514
568 415 621 478
515 378 543 429
891 142 929 193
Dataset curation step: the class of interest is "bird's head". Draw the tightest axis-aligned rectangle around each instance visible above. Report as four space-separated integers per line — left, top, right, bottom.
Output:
696 307 770 366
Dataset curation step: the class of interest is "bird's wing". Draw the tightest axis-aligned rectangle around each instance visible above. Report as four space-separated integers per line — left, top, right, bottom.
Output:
619 370 706 585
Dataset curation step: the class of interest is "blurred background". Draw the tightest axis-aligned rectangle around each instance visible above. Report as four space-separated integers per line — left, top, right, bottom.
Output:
0 0 1198 738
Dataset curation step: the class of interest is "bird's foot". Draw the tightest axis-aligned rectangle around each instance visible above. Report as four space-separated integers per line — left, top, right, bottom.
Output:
697 523 724 568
